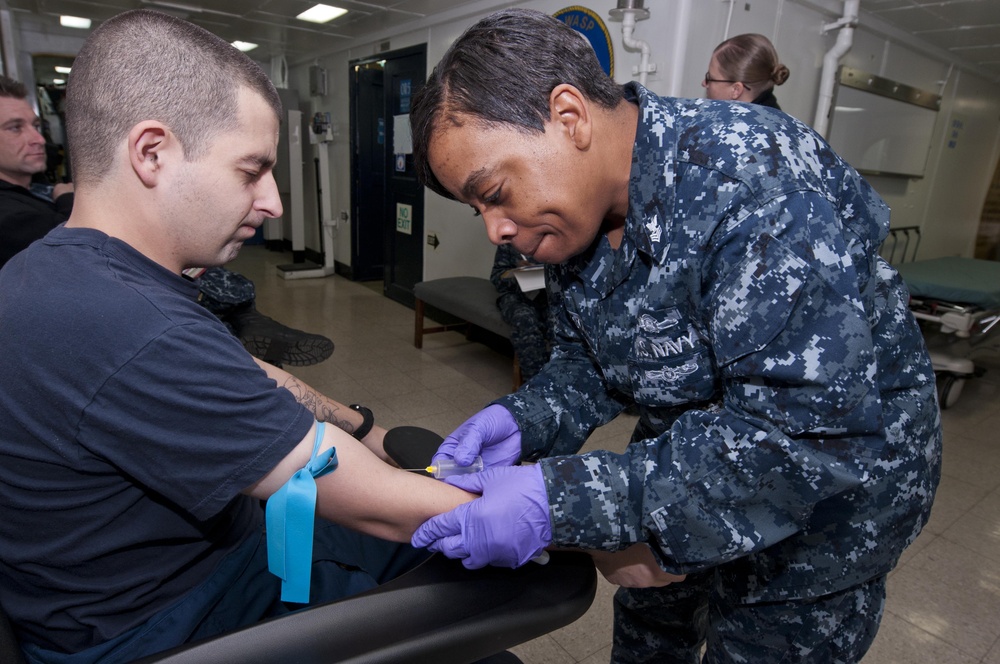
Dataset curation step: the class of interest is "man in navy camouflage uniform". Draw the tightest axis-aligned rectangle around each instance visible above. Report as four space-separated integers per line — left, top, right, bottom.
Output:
408 9 941 663
490 243 551 381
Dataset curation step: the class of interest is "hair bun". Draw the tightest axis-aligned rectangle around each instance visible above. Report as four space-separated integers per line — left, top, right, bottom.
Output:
772 65 790 86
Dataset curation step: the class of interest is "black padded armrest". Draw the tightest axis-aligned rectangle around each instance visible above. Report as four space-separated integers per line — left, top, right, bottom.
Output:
137 550 595 664
383 425 447 474
138 426 597 663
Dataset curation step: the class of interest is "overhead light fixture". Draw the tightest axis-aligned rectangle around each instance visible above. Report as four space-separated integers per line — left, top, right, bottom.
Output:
296 4 347 24
232 41 258 52
54 66 72 74
60 15 92 29
140 0 204 13
53 78 66 85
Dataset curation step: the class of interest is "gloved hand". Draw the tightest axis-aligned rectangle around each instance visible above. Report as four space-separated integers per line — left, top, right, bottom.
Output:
411 464 552 569
432 404 521 469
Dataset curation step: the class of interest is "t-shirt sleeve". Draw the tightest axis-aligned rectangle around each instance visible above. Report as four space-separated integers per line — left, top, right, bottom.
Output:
77 321 314 521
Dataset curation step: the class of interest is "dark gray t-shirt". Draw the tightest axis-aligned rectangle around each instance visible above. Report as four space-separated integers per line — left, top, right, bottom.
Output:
0 225 312 651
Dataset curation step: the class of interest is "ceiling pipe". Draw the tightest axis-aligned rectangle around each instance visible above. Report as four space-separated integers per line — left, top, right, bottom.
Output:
813 0 859 138
723 0 736 40
609 0 655 86
666 0 692 97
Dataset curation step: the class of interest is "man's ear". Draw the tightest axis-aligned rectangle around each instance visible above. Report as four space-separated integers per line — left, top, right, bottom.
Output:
127 121 170 187
549 84 592 151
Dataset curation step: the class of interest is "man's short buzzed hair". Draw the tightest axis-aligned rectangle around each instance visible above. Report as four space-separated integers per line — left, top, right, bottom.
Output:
65 9 282 186
410 8 624 199
0 75 28 100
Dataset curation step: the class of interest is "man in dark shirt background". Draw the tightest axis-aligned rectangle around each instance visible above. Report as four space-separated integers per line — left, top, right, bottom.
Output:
0 75 74 269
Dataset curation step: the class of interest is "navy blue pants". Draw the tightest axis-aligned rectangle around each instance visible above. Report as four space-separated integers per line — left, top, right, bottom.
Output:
23 522 428 664
612 570 886 664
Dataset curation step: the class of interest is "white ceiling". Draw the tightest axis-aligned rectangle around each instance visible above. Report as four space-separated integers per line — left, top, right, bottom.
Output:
11 0 478 65
865 0 1000 80
10 0 1000 82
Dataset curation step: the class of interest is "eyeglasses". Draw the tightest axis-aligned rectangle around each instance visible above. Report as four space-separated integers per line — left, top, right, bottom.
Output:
703 72 740 86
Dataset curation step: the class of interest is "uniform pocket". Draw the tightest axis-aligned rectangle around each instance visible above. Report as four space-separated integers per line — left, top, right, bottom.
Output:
710 234 879 436
712 234 806 366
627 308 717 406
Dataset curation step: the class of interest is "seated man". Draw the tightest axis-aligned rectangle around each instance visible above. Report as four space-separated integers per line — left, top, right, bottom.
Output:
0 11 474 662
0 75 74 268
0 74 333 368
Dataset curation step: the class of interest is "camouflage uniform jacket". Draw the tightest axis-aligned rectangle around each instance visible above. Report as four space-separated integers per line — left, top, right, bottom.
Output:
494 83 942 602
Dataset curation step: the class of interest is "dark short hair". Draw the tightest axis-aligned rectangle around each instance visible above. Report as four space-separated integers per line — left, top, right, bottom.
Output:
410 8 624 199
65 9 282 186
712 33 790 89
0 75 27 100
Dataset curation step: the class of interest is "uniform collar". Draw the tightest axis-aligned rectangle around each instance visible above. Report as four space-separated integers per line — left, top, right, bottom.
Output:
0 178 31 195
623 82 676 268
0 178 53 203
562 83 677 297
751 88 781 110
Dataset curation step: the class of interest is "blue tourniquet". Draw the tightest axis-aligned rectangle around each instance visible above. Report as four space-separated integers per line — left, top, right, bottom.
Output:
266 421 338 603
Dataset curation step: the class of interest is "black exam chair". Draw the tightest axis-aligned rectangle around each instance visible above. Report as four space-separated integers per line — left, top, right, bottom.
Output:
1 427 596 664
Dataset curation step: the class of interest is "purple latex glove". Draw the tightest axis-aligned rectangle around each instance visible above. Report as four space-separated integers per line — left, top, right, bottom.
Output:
411 464 552 569
432 404 521 469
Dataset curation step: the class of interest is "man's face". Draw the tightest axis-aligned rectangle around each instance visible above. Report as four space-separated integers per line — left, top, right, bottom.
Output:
0 96 47 186
426 115 606 265
164 87 282 270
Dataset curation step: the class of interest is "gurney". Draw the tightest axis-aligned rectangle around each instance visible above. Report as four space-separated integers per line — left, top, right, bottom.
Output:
884 227 1000 408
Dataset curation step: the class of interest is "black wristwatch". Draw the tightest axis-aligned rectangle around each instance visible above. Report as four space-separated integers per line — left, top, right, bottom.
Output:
348 404 374 441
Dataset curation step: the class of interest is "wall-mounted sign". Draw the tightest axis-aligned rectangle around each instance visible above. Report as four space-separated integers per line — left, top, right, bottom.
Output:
398 78 412 113
396 203 413 235
553 6 614 78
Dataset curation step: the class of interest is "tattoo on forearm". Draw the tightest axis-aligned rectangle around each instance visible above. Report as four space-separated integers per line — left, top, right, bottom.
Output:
279 376 356 434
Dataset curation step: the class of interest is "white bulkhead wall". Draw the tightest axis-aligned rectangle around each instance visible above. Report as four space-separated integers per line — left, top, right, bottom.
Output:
292 0 999 277
18 1 990 278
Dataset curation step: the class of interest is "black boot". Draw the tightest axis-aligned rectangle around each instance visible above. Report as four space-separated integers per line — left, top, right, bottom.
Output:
227 305 334 368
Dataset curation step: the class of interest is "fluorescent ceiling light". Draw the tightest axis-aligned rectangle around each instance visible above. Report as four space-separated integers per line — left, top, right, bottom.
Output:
232 41 258 52
141 0 204 13
60 15 92 29
296 4 347 24
54 66 72 74
53 79 66 85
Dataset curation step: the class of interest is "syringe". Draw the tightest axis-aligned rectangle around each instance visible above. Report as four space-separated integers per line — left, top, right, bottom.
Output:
404 457 551 566
403 455 485 479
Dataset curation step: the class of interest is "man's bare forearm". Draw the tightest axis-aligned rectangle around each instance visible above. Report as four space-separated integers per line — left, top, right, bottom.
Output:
249 421 474 542
252 358 390 461
278 373 355 430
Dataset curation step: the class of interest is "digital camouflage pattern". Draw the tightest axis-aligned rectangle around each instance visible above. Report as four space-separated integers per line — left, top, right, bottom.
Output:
195 266 256 315
494 83 942 604
490 243 552 381
612 570 886 663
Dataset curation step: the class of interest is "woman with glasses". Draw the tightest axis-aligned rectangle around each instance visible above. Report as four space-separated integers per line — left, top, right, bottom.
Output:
703 33 789 109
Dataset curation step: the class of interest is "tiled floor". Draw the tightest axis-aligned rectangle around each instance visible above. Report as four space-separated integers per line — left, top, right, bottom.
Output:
231 245 1000 664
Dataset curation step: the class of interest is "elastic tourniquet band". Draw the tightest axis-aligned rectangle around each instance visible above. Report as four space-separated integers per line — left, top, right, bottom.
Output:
265 421 339 603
